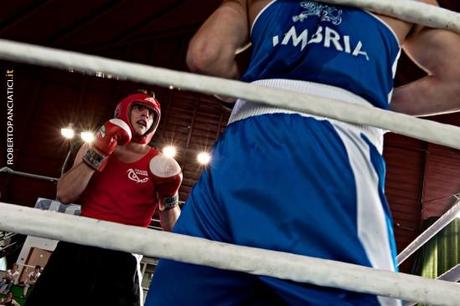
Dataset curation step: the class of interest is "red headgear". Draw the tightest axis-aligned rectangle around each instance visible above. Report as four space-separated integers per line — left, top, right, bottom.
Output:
114 93 161 144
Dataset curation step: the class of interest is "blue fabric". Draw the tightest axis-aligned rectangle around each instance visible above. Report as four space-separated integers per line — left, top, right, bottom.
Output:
242 0 400 109
362 134 399 269
146 114 383 305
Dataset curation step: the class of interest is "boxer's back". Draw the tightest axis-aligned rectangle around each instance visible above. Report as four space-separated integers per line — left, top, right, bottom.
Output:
243 0 401 108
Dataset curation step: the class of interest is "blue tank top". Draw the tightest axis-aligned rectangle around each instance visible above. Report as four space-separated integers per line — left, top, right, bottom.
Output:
242 0 400 109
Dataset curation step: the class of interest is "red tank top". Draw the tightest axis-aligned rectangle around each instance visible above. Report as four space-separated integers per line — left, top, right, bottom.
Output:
82 148 159 227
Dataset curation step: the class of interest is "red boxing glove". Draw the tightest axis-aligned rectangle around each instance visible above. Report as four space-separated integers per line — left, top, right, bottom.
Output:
83 119 132 171
149 154 183 211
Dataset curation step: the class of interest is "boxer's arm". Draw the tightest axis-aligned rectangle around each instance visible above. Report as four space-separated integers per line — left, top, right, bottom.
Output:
159 206 181 232
391 1 460 116
186 0 249 79
56 143 95 203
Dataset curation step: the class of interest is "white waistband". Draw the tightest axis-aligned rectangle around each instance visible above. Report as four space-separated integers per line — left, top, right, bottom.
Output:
228 79 384 152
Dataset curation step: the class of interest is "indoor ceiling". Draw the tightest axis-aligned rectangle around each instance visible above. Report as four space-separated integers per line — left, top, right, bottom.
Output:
0 0 460 272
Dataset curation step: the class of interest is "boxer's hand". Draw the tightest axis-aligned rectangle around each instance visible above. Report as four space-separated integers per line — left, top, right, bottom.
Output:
149 154 183 211
83 119 131 171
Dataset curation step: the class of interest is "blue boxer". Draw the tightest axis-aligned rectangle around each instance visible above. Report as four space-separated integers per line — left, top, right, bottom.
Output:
147 1 401 305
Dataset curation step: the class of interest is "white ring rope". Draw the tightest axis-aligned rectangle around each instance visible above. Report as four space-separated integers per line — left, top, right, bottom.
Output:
0 202 458 306
321 0 460 33
1 39 460 150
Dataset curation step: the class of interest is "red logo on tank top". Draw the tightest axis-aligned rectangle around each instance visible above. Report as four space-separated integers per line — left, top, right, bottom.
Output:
127 168 149 183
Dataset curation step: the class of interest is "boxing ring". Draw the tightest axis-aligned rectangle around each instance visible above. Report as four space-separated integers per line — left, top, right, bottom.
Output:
1 0 460 305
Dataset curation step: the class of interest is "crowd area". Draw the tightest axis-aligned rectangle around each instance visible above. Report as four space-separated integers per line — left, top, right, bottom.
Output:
0 263 42 306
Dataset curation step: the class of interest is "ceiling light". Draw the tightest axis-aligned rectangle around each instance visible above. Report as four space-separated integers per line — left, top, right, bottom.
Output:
197 152 211 165
80 131 95 143
60 127 75 139
162 146 177 158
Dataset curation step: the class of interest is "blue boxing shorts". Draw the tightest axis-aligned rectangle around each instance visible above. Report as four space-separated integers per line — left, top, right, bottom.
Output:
146 81 400 306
